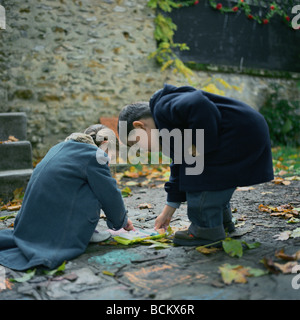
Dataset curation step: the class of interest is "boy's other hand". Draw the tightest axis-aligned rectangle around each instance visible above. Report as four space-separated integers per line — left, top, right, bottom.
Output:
155 205 176 230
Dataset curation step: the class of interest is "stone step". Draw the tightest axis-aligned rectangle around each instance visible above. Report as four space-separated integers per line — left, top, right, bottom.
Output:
0 112 27 141
0 141 33 171
0 169 33 202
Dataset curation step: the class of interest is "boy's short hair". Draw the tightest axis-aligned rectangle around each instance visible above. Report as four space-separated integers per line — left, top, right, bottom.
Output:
118 101 152 145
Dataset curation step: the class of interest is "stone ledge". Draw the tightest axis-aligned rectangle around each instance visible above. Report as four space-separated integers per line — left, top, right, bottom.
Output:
0 112 27 141
0 141 33 171
0 168 33 202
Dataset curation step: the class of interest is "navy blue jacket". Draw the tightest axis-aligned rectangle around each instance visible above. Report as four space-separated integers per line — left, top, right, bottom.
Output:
0 140 127 271
149 84 274 202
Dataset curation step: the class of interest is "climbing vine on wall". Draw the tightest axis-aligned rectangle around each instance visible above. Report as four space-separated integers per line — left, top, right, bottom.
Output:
147 0 295 80
147 0 193 81
181 0 293 27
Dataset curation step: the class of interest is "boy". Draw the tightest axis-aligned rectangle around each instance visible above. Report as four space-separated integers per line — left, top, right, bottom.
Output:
118 84 274 246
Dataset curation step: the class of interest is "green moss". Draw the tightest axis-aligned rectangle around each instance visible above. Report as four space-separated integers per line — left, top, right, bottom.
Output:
186 61 300 80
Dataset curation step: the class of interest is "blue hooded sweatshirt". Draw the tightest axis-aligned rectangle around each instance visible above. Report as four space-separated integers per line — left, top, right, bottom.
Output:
0 139 128 271
149 84 274 203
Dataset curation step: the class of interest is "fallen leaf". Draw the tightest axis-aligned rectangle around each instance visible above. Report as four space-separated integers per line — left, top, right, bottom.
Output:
261 191 273 195
142 239 171 249
278 170 288 176
285 176 300 181
196 246 220 254
121 187 132 197
275 249 300 261
258 204 273 213
138 203 153 209
10 269 36 283
43 261 66 276
123 166 140 179
287 217 300 224
13 188 24 200
0 214 17 221
219 264 266 285
7 205 21 211
219 264 248 284
222 238 243 258
236 186 255 191
273 230 292 241
102 270 115 277
261 257 281 274
273 261 298 274
272 177 291 185
259 203 299 219
125 181 140 187
291 227 300 238
242 241 261 250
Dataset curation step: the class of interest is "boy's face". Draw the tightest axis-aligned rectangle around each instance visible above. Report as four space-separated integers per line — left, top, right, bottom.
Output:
127 118 159 152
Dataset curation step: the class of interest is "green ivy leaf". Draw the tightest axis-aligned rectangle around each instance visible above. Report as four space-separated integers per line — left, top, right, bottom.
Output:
242 241 261 250
9 269 36 283
43 261 66 276
222 238 243 258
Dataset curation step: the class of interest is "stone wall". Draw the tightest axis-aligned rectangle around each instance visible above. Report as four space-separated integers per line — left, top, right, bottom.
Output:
0 0 299 157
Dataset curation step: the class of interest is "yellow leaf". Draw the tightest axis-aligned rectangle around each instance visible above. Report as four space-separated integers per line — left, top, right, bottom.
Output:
102 270 115 277
219 264 250 285
138 203 153 209
196 246 219 254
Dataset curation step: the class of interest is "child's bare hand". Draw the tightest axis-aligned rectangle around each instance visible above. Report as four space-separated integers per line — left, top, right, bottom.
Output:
155 205 176 230
155 213 171 230
124 218 135 231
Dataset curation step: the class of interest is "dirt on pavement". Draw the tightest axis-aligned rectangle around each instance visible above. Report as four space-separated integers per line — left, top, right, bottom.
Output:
0 178 299 300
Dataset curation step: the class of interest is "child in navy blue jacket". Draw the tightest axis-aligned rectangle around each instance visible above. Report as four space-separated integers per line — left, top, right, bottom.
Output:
118 84 274 246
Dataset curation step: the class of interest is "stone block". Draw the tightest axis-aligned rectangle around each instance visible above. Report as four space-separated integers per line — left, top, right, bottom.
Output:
0 141 33 170
0 169 33 202
0 113 27 141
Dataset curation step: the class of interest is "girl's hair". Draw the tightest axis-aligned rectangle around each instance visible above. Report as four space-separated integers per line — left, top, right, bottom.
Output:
84 124 119 149
118 101 152 145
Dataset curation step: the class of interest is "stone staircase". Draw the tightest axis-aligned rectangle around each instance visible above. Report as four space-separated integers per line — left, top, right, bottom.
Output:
0 113 33 202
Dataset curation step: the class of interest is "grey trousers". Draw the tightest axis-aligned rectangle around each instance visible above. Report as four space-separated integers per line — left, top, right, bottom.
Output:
186 188 236 241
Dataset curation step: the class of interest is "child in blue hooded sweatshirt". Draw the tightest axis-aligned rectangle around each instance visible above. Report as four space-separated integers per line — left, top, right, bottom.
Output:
118 84 274 247
0 124 133 271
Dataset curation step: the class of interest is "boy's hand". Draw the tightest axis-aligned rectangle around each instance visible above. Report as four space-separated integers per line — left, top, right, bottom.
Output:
155 205 176 230
124 218 135 231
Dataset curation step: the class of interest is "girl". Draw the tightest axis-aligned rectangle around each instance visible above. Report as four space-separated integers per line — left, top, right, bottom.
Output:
0 124 133 271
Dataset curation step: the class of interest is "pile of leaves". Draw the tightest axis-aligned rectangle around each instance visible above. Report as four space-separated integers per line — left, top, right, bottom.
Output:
0 188 24 214
258 203 300 220
112 164 170 197
272 146 300 176
0 135 19 144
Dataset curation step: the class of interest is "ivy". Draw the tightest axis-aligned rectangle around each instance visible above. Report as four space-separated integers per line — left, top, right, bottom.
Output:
147 0 296 80
178 0 294 27
147 1 194 81
147 0 240 92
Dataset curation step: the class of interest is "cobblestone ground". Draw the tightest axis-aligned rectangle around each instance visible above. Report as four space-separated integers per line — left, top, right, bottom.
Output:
0 179 300 300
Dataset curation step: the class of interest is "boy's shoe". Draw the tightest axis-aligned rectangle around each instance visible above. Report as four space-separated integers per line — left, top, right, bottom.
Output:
173 230 223 247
